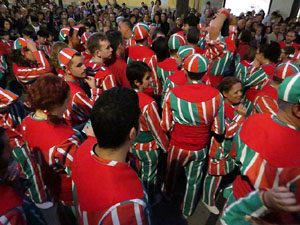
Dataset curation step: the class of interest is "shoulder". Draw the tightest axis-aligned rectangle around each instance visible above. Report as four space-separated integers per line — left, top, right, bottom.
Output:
172 83 220 103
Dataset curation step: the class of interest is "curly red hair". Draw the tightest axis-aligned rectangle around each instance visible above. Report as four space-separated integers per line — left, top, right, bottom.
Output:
26 74 70 113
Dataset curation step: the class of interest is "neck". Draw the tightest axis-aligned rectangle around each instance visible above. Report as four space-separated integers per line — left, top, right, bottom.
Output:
94 143 129 162
34 109 48 120
224 98 233 106
64 73 77 81
187 76 201 83
276 108 300 129
188 43 197 48
92 56 103 63
270 80 280 90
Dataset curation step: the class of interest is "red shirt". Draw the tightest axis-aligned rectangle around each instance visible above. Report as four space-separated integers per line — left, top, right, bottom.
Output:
105 54 130 88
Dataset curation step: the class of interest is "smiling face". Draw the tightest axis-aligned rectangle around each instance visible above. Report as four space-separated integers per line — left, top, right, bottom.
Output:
223 82 243 105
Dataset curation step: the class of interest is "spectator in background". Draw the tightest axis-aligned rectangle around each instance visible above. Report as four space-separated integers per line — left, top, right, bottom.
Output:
266 23 284 44
160 12 169 35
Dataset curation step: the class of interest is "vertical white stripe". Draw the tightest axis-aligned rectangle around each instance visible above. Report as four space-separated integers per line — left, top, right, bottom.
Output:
188 102 196 125
202 102 207 124
134 203 143 225
111 208 120 225
253 159 266 189
83 211 88 225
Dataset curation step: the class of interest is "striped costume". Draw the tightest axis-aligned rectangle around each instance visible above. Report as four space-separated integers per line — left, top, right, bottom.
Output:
131 90 169 197
223 113 300 224
251 83 278 116
234 60 252 84
12 50 51 89
64 79 100 129
85 60 117 91
161 80 225 216
203 103 244 207
0 184 46 225
0 89 48 206
156 58 179 86
162 70 187 106
128 45 161 96
203 26 237 87
72 137 150 225
21 114 83 206
241 63 275 117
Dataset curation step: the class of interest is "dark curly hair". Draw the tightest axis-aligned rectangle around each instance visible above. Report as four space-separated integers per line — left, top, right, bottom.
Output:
25 74 70 124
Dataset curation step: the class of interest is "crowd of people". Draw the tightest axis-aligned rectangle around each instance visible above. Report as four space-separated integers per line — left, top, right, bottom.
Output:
0 0 300 224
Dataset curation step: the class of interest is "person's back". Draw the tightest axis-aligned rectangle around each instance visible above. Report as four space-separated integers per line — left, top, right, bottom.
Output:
72 87 150 225
223 74 300 224
161 54 225 217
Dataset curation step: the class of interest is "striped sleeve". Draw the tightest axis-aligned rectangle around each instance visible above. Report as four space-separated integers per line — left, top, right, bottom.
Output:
225 115 244 139
161 90 173 133
0 207 27 225
243 67 267 88
13 51 51 84
72 91 97 118
228 25 237 41
252 96 278 116
102 74 117 91
204 36 226 61
212 94 225 135
101 202 148 225
146 55 162 96
48 131 83 169
0 88 18 109
145 102 169 152
221 190 267 225
12 145 49 205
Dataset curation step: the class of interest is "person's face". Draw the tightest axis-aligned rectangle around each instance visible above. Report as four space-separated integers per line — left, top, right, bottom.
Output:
62 18 68 26
47 34 54 42
99 40 112 59
38 35 46 45
266 27 271 34
154 15 160 23
61 11 67 19
69 55 86 78
273 25 280 34
118 22 129 38
286 32 296 44
223 83 243 105
176 17 182 26
137 71 152 90
69 19 75 27
67 6 73 14
24 49 35 61
256 27 262 35
238 20 246 29
161 14 166 22
109 14 115 22
71 29 80 46
4 21 10 31
182 23 189 34
144 15 150 22
133 9 139 16
38 13 44 21
130 16 136 25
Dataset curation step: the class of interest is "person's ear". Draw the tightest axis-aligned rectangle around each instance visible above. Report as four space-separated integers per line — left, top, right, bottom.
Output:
128 127 138 141
134 79 141 87
223 90 228 99
292 104 300 119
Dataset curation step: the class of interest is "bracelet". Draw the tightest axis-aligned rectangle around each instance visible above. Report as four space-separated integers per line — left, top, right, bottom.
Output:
220 10 229 18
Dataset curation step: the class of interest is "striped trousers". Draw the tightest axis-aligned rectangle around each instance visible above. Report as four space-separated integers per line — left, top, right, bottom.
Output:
12 144 48 205
130 148 160 199
202 174 222 207
164 145 207 217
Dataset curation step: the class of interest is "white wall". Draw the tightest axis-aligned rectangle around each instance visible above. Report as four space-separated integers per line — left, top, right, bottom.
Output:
268 0 294 18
